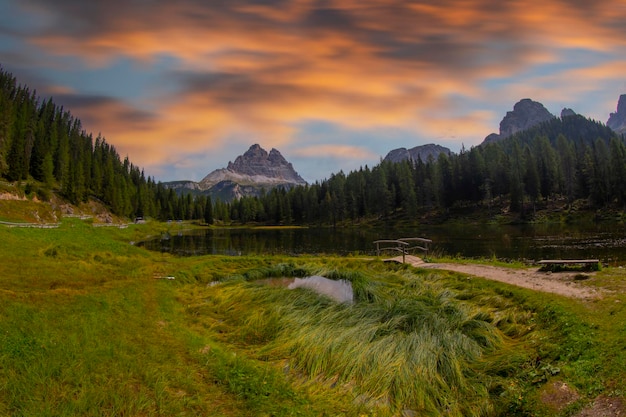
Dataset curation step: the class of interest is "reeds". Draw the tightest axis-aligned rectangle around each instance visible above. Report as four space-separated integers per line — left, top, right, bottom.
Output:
200 263 528 416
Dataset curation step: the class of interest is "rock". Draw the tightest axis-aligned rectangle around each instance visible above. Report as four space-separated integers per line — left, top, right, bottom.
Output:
164 180 201 192
483 133 501 144
383 144 451 164
383 148 411 163
221 144 306 184
199 144 307 189
499 99 555 139
164 144 307 201
98 213 113 223
561 108 577 118
483 98 555 144
607 94 626 135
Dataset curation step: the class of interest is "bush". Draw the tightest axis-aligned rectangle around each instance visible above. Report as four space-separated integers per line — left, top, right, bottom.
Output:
36 187 51 202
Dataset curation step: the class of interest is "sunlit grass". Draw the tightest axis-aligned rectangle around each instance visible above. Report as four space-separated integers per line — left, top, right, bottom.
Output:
0 198 58 224
182 262 554 415
0 219 249 416
2 218 626 416
426 253 533 269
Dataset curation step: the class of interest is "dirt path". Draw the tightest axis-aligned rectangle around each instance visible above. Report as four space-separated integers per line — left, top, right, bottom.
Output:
419 263 624 417
419 262 601 299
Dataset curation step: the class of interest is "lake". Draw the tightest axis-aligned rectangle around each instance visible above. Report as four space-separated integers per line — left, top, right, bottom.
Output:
138 222 626 265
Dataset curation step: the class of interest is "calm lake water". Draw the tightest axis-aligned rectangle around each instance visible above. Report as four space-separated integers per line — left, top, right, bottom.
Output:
138 222 626 265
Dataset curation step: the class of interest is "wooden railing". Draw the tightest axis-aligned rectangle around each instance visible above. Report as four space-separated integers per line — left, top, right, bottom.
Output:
373 237 432 263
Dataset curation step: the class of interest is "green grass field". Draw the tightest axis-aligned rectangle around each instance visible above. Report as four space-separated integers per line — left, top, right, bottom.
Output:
1 217 625 416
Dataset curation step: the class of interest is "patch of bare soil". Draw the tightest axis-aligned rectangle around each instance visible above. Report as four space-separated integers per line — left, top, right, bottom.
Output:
0 192 26 200
419 262 601 299
575 395 625 417
540 380 580 412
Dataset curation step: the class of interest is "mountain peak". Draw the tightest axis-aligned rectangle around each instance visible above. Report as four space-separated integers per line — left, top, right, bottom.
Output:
199 144 306 195
500 98 554 138
607 94 626 135
224 144 302 181
483 98 555 144
227 144 268 175
268 148 289 165
561 108 577 118
384 144 450 164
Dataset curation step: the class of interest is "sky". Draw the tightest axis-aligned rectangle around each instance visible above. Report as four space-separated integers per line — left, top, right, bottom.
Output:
1 0 625 183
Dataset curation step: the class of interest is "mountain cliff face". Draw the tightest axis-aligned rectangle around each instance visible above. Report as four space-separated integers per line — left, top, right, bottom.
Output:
200 144 306 189
383 144 451 164
164 144 307 201
483 98 555 144
607 94 626 135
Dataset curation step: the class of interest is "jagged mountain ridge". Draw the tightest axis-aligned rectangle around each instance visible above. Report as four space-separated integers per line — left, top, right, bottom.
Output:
485 114 619 152
199 144 306 189
482 98 556 144
163 144 307 201
607 94 626 135
383 144 451 164
165 96 625 203
384 98 556 162
382 95 624 165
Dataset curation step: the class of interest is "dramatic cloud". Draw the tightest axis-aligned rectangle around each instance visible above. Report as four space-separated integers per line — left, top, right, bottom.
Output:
1 0 625 181
293 144 378 160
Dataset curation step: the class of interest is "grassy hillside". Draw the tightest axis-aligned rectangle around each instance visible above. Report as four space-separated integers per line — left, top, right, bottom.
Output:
0 219 625 416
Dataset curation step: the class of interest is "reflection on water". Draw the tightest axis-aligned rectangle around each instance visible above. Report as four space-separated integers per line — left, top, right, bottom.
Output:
256 276 354 303
138 222 626 265
288 276 354 304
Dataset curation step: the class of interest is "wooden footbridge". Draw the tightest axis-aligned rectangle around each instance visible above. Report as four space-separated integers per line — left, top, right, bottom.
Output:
374 237 432 266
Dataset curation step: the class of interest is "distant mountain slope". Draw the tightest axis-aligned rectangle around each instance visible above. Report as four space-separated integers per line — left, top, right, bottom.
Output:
486 114 619 151
383 98 562 163
383 144 451 164
607 94 626 135
482 98 555 144
164 144 307 201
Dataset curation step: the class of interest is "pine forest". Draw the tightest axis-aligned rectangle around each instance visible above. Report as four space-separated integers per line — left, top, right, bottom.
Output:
1 66 625 225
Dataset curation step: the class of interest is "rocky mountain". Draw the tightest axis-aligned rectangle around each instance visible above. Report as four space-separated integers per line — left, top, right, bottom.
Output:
482 98 555 144
163 180 201 192
199 144 306 189
383 143 451 164
607 94 626 135
164 144 307 201
561 108 577 118
489 113 618 152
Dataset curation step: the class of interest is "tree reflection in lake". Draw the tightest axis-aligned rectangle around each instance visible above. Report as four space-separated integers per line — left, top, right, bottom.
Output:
138 222 626 265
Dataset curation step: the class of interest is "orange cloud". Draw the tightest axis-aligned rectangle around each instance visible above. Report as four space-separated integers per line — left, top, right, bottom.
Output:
15 0 626 179
292 145 378 160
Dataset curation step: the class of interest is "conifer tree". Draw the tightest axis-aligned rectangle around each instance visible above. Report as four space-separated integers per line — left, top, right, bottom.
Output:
204 196 214 225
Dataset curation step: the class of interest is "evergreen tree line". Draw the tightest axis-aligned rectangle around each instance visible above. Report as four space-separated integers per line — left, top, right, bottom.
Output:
227 116 626 224
0 67 214 223
3 66 626 226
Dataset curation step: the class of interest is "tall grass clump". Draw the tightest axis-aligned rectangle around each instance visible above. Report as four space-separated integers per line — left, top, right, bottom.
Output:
196 264 528 416
272 290 500 415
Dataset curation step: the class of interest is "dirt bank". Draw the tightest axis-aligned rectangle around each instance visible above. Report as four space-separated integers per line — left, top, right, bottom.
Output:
419 262 601 299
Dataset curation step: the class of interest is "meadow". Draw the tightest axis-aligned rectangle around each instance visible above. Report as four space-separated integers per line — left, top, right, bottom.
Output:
0 217 625 416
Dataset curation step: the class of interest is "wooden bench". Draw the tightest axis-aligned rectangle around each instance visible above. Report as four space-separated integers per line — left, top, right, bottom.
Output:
537 259 600 271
